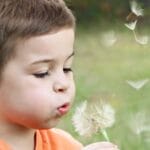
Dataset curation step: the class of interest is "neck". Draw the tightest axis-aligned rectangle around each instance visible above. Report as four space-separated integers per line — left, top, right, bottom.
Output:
0 120 36 150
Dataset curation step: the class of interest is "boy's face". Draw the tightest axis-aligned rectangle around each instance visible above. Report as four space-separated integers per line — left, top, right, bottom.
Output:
0 28 75 129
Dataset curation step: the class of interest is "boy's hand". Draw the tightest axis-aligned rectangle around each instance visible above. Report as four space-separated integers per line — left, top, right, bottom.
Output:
82 142 119 150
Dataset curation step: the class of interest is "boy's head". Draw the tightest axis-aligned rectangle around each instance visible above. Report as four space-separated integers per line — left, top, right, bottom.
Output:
0 0 75 78
0 0 75 129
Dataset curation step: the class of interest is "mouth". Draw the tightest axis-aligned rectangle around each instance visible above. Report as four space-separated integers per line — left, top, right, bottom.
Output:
57 103 70 116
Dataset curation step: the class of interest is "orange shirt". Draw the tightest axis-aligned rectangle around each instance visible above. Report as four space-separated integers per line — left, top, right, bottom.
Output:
0 128 83 150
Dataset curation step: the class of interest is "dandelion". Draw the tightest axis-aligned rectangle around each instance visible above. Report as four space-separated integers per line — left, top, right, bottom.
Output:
130 1 144 17
72 101 96 137
72 100 115 141
126 79 149 90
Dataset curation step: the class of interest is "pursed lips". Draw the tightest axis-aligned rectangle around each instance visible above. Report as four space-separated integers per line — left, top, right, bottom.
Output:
57 102 70 116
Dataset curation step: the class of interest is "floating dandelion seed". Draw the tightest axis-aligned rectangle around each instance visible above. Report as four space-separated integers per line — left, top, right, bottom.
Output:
126 79 149 90
72 100 115 141
129 111 150 141
124 1 148 45
135 35 149 45
124 20 137 30
101 30 117 47
130 1 144 17
133 32 149 45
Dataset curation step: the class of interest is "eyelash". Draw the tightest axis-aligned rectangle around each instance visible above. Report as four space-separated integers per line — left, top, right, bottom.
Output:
33 71 49 78
33 68 72 78
63 68 72 73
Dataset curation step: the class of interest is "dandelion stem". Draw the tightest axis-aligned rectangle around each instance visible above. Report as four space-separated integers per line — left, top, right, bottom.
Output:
101 129 110 141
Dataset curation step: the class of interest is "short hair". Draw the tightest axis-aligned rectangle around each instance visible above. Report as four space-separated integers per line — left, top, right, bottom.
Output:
0 0 75 78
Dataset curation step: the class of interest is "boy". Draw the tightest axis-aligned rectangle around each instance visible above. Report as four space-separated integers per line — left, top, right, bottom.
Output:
0 0 119 149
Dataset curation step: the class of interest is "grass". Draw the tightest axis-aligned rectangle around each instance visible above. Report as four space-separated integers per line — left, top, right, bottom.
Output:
58 23 150 150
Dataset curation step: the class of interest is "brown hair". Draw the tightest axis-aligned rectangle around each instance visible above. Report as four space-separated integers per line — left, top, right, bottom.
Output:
0 0 75 77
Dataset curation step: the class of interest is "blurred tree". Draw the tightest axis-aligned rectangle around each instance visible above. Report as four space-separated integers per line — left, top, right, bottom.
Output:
65 0 149 25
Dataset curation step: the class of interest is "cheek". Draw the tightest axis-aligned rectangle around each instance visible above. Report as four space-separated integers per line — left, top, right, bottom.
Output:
1 87 55 128
0 83 52 115
69 80 76 102
19 87 54 111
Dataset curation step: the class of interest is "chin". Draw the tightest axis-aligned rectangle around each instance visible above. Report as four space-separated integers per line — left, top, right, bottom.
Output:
38 118 61 129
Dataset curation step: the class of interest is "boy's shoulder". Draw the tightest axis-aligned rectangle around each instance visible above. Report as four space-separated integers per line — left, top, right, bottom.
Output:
36 128 83 150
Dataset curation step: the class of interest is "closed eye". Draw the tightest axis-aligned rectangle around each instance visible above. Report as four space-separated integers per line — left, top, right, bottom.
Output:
63 68 72 73
33 71 49 78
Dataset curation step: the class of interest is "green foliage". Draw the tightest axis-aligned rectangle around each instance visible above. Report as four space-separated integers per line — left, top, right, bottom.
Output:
65 0 129 23
65 0 150 27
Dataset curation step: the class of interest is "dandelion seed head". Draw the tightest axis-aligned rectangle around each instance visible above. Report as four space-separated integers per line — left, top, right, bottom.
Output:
72 100 115 137
91 102 115 129
72 101 98 136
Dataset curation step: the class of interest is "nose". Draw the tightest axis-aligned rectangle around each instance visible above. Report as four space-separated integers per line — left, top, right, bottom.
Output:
53 72 69 93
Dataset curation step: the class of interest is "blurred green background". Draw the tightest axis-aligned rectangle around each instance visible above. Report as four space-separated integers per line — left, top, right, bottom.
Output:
67 0 150 27
58 0 150 150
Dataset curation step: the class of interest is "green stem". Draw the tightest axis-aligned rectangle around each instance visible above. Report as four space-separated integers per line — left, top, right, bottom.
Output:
101 129 110 141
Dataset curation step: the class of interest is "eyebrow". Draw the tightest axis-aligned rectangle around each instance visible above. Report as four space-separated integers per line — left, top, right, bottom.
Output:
66 51 75 60
31 51 75 65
